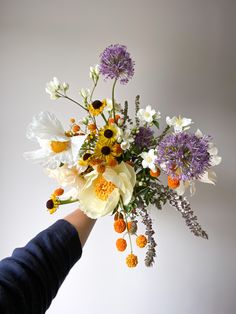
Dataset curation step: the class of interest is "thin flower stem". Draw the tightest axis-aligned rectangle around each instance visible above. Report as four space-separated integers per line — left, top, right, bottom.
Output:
120 197 133 253
59 198 79 205
57 92 88 112
90 78 99 102
112 79 117 121
157 125 170 145
101 112 108 124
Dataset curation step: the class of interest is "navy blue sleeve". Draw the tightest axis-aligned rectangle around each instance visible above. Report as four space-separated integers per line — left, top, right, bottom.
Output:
0 219 82 314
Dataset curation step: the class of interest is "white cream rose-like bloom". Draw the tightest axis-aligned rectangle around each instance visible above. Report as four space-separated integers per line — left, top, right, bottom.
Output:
24 111 86 169
46 164 86 199
78 162 136 219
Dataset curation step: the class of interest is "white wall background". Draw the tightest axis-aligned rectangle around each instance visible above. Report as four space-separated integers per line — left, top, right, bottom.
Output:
1 0 236 313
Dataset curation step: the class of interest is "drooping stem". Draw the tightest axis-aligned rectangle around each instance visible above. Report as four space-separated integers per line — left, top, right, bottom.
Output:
112 79 117 121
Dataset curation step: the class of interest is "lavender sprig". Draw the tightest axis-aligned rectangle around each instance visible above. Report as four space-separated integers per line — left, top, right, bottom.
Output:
138 207 157 267
167 190 208 239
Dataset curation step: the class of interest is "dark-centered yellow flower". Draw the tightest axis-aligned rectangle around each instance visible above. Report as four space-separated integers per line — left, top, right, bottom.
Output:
99 124 118 144
88 99 107 116
94 140 120 165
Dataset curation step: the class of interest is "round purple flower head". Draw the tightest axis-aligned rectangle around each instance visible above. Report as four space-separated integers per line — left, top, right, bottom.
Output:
99 44 135 84
156 132 212 181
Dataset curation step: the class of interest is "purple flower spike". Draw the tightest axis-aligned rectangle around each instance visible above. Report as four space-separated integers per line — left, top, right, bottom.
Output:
99 44 135 84
156 132 212 181
135 127 154 149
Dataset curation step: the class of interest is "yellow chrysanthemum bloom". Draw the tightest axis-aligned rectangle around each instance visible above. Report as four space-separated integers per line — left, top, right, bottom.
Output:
88 99 107 116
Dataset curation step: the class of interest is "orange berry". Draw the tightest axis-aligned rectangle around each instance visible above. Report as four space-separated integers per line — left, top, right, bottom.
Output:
150 168 161 177
126 253 138 268
108 118 115 124
97 164 106 174
113 144 123 156
53 188 64 196
167 176 180 189
72 124 80 133
115 114 121 121
107 158 118 167
127 221 137 234
116 238 127 252
90 158 103 166
70 118 75 123
114 219 126 233
136 235 147 248
114 212 124 221
88 123 97 132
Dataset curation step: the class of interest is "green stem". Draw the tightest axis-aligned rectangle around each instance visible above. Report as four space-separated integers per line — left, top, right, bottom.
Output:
101 112 108 124
90 78 99 102
157 125 171 145
57 92 88 112
112 79 117 121
59 198 79 205
120 197 133 253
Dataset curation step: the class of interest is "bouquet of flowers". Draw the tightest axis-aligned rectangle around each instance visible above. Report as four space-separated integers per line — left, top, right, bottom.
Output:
24 44 221 268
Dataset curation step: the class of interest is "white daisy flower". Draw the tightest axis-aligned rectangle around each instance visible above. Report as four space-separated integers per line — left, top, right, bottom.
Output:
166 115 193 133
137 105 160 124
141 149 157 172
24 111 86 169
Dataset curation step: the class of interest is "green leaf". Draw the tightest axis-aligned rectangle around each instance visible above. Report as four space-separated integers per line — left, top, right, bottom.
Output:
153 120 159 129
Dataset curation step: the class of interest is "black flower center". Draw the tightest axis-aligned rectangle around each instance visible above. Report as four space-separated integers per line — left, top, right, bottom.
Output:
101 146 111 155
83 153 92 161
104 129 114 138
92 100 102 109
46 199 54 209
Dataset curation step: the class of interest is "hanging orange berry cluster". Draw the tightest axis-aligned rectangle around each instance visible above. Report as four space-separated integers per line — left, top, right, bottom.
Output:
113 212 148 268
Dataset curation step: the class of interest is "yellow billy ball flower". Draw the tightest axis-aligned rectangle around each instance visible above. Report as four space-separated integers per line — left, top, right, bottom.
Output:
126 254 138 268
114 219 126 233
116 238 127 252
136 235 148 248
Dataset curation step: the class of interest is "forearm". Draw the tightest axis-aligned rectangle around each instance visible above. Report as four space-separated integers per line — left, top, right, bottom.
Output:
63 208 96 247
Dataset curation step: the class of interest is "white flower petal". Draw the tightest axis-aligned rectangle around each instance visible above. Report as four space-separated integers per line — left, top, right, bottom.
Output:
195 129 203 138
199 170 217 185
175 181 186 196
26 111 67 142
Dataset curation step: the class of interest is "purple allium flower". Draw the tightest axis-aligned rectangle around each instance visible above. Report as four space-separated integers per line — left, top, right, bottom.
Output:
99 44 135 84
156 132 211 181
135 127 154 149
